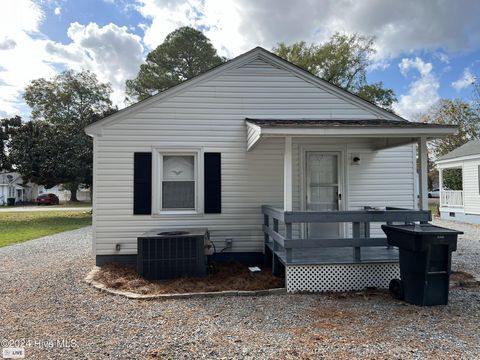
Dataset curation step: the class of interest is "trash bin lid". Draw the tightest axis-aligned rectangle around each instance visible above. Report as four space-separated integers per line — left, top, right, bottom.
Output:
381 224 463 235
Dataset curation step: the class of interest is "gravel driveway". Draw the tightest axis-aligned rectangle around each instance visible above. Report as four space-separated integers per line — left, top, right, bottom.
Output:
1 221 479 359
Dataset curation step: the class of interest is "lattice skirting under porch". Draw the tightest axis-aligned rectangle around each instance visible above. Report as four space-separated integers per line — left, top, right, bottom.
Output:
286 263 400 293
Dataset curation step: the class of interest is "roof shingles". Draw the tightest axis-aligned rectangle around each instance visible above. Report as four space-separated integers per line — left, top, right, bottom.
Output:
245 118 457 129
437 140 480 161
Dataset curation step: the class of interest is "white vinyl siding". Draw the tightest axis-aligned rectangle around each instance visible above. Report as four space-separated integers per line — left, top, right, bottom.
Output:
92 57 416 255
463 159 480 215
438 157 480 215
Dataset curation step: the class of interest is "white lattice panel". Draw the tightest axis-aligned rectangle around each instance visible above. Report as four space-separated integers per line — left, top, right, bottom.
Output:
286 263 400 293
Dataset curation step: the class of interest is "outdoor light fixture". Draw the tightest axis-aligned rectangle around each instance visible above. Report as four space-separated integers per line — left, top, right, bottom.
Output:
352 154 361 165
115 243 121 251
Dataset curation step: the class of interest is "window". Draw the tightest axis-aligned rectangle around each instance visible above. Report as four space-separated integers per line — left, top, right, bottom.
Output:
157 152 198 212
162 155 195 209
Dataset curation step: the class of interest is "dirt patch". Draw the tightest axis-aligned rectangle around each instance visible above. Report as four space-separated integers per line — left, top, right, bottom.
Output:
451 270 475 282
450 271 479 288
93 262 284 295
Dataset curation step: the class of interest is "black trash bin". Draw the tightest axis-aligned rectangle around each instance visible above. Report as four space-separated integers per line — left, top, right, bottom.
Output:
7 197 15 206
382 224 463 306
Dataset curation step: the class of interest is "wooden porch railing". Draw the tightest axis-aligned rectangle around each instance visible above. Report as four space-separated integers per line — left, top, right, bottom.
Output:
262 205 431 269
440 190 464 208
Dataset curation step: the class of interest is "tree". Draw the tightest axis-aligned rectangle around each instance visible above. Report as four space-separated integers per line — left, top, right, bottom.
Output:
126 26 225 101
420 99 480 189
356 83 397 110
273 34 397 111
420 99 480 158
473 77 480 114
9 121 61 188
11 70 114 201
443 168 463 190
0 116 22 171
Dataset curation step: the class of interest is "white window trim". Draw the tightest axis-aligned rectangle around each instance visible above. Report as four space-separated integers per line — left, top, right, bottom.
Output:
152 147 204 215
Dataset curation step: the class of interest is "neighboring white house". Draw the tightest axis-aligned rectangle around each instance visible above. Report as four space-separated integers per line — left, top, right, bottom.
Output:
85 47 456 292
436 140 480 224
0 172 39 205
38 184 92 202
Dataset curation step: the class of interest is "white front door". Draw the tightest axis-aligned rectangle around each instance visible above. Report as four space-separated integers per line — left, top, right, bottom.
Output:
305 151 342 239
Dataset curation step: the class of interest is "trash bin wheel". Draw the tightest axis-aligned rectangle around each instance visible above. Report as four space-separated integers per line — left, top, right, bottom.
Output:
389 279 404 300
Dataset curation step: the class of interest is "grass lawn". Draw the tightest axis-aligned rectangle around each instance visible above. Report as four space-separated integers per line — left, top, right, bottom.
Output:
49 201 92 208
0 211 91 248
429 200 439 217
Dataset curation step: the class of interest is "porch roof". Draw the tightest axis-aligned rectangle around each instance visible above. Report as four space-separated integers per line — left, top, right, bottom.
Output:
436 139 480 164
245 118 457 151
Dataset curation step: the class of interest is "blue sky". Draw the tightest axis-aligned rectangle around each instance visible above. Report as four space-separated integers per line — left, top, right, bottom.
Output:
1 0 479 120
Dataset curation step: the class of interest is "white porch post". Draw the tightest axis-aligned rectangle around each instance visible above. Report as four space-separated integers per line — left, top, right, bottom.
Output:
284 136 293 211
418 136 428 211
439 167 443 208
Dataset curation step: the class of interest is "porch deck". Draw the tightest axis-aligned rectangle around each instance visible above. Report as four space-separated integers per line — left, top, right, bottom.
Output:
262 205 432 292
266 243 398 265
262 205 431 267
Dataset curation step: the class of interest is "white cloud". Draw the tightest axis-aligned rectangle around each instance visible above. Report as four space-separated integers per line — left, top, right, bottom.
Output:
0 1 144 116
135 0 480 60
0 38 17 50
1 0 480 118
452 68 475 91
434 52 450 64
135 0 203 51
393 57 440 120
45 22 144 106
0 0 56 117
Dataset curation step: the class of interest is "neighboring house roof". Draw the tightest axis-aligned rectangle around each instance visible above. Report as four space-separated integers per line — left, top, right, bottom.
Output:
246 118 457 129
436 140 480 162
0 172 21 185
85 46 408 135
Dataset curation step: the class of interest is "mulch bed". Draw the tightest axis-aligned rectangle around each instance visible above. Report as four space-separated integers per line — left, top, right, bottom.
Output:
93 262 285 295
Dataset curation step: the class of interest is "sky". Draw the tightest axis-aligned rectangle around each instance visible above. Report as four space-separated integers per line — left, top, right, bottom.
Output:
0 0 479 121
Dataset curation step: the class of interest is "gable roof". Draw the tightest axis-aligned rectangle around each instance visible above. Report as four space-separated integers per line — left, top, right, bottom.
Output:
85 46 407 136
0 172 21 185
436 140 480 162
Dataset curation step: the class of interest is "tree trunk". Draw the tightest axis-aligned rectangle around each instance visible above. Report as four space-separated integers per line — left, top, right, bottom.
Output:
69 183 79 202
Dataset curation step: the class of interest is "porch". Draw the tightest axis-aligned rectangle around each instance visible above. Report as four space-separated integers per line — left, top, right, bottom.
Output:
246 119 456 292
440 190 464 208
438 164 464 210
262 205 431 292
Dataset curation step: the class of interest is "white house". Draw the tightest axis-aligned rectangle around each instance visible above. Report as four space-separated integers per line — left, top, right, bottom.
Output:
0 172 39 205
436 140 480 224
85 47 456 292
37 184 92 202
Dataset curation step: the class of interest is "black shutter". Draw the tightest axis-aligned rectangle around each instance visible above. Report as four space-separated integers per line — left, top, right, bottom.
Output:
204 152 221 213
133 152 152 215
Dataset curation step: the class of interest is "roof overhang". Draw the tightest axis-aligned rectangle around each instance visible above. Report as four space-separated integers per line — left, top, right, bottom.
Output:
246 119 457 151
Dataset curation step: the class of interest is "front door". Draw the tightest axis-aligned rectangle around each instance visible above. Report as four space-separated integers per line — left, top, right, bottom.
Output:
305 151 342 239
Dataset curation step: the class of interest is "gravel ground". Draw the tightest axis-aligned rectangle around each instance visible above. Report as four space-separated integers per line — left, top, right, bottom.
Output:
433 218 480 278
1 224 479 359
